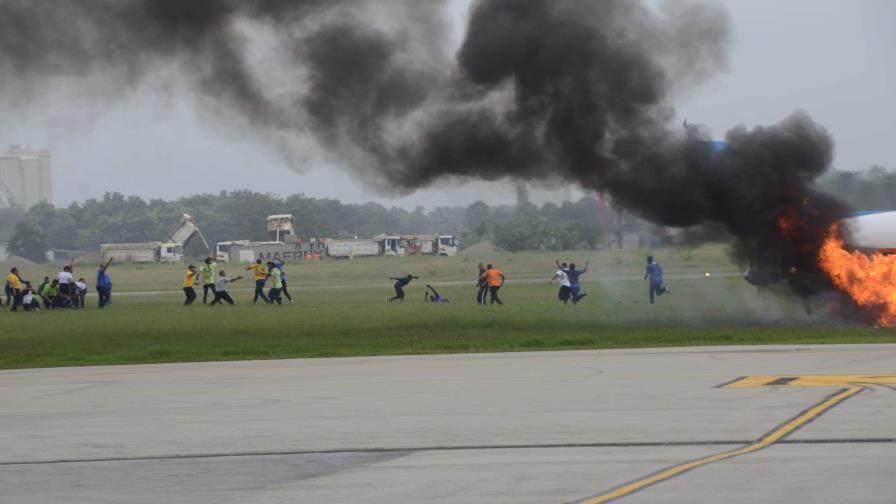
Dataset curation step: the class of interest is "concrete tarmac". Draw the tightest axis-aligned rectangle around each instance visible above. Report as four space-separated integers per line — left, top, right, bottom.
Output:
1 344 895 503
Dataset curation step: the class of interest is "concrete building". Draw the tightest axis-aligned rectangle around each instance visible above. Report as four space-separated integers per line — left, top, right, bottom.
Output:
0 145 52 209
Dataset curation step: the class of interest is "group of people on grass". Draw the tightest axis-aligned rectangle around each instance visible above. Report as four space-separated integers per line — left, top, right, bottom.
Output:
388 255 669 307
549 255 670 305
5 253 671 311
181 255 295 307
4 258 114 312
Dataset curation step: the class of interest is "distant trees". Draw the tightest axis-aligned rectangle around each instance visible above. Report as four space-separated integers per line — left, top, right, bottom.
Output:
6 190 618 256
7 220 49 263
5 166 891 259
816 166 896 211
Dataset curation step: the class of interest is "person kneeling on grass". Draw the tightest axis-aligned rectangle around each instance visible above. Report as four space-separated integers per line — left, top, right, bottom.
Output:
22 283 40 312
388 274 418 302
424 284 450 304
41 279 60 309
183 265 198 306
266 262 284 306
210 270 242 306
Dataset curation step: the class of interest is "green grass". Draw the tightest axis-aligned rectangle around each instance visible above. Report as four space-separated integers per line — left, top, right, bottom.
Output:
2 245 894 370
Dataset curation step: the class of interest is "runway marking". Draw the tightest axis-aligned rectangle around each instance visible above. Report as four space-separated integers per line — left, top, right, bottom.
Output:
721 374 896 388
576 385 864 504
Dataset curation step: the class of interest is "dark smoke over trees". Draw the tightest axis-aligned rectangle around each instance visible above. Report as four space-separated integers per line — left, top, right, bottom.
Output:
0 0 850 297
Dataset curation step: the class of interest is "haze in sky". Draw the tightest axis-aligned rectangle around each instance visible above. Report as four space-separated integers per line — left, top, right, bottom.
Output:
2 0 893 209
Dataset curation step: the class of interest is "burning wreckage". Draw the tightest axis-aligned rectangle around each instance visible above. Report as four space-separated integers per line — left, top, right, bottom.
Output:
1 0 893 324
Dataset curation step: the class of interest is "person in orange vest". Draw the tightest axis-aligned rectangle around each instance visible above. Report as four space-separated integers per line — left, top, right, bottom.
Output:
481 264 506 305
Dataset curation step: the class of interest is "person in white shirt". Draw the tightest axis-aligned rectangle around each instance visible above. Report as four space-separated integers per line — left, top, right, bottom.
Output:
210 270 242 306
75 278 88 309
58 263 74 302
550 262 572 304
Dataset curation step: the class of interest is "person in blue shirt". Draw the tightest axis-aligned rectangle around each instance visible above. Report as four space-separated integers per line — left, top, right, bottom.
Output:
424 284 450 304
388 274 418 302
556 260 589 304
644 255 671 305
272 259 293 303
96 257 114 309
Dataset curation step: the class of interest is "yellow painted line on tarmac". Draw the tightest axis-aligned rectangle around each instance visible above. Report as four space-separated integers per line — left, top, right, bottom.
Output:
578 386 863 504
722 374 896 388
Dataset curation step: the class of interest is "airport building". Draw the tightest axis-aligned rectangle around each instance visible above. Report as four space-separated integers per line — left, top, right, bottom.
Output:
0 145 52 209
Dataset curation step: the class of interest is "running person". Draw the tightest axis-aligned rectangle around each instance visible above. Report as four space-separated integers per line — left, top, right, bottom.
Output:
246 259 270 304
482 264 505 305
644 255 670 305
199 255 218 304
210 270 242 305
183 265 198 305
266 262 284 305
550 262 572 304
273 259 293 302
388 274 418 302
556 260 589 304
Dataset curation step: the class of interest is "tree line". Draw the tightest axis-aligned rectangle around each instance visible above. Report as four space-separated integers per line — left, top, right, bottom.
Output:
5 190 614 262
5 166 894 263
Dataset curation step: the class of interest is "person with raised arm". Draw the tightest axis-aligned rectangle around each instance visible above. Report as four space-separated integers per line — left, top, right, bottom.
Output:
96 257 114 309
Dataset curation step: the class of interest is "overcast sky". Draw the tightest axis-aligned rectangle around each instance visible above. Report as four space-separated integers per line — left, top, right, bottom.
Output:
3 0 894 209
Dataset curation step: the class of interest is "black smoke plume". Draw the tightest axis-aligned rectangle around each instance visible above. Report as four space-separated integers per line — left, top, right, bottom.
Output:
0 0 849 298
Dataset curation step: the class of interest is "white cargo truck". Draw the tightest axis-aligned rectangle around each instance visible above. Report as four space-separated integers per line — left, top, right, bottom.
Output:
326 239 383 259
225 242 306 263
100 214 207 263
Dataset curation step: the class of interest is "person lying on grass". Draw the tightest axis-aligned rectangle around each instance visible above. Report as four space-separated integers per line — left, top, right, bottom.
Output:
424 284 450 304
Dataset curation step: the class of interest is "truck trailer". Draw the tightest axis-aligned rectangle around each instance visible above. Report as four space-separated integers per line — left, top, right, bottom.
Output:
100 214 206 263
224 242 306 263
325 239 383 259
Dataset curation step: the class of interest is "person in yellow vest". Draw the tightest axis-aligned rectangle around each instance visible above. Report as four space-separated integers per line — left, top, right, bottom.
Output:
8 267 23 312
245 259 270 304
182 265 198 306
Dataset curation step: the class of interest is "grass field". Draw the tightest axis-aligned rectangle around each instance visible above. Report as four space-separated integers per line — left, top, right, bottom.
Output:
2 245 894 370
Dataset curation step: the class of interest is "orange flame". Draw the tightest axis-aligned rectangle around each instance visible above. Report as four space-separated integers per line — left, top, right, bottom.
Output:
819 224 896 326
